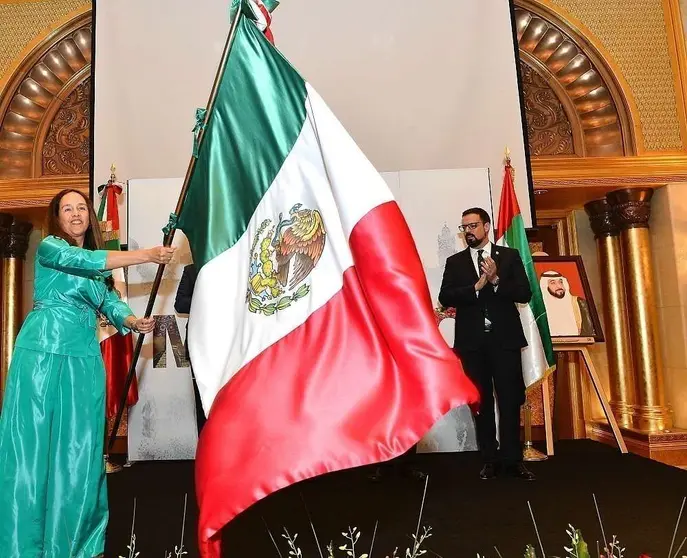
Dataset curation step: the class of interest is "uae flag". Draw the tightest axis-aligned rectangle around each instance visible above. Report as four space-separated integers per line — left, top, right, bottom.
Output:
176 1 479 555
495 158 555 388
97 181 137 418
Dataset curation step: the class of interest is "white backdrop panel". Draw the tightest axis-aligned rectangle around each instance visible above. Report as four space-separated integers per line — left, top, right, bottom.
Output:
93 0 533 243
127 178 198 460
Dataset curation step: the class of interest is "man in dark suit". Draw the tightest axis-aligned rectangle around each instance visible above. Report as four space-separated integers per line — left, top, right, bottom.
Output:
174 263 206 434
438 207 534 481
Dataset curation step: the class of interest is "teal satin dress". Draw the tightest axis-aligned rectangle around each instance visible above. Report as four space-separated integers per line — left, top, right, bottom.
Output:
0 235 133 558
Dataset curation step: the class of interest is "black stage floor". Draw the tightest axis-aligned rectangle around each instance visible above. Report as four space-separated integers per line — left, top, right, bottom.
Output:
105 440 687 557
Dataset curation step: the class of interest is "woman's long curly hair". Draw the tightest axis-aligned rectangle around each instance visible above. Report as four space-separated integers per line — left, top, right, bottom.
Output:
46 189 115 291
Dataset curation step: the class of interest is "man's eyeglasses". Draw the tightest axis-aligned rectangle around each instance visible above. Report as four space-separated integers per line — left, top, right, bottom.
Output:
458 222 482 233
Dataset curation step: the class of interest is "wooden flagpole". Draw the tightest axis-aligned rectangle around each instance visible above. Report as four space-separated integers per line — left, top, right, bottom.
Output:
107 6 245 453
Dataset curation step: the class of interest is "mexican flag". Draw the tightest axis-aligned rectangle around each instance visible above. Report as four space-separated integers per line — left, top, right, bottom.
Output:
176 2 479 555
495 159 555 388
97 181 137 418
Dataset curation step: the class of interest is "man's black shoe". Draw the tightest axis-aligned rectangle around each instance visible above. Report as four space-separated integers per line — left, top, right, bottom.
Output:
479 463 498 480
503 463 536 480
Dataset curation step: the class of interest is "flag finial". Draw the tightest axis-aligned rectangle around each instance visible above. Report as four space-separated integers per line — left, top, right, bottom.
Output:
504 147 511 165
109 163 117 182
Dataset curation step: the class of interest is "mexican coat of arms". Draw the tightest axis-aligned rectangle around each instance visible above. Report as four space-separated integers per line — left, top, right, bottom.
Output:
247 203 327 315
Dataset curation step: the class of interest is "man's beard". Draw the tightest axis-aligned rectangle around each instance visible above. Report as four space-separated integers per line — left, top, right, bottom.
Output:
465 234 482 248
548 288 566 299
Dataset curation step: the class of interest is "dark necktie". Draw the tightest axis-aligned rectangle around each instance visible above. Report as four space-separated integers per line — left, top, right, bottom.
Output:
477 249 485 274
477 249 491 325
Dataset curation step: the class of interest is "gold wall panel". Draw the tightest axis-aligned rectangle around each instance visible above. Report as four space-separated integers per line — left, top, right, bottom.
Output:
546 0 682 151
42 76 89 175
532 154 687 209
0 12 91 179
0 175 87 208
516 2 636 156
0 0 90 85
520 61 576 156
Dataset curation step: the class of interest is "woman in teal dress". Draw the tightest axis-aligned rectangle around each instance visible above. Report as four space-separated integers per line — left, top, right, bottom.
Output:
0 189 175 558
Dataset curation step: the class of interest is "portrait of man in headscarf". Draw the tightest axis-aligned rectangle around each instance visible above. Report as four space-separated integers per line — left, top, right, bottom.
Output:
540 270 595 337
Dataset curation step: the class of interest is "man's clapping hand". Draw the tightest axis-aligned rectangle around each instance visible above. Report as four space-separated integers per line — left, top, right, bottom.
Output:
480 256 499 284
475 273 489 291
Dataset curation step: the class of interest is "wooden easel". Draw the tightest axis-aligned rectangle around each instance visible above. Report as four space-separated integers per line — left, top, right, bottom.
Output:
523 378 554 460
552 338 628 454
539 378 555 456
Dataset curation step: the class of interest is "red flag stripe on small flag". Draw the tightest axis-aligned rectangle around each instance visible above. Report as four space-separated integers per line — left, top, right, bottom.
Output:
245 0 275 43
102 319 136 417
496 160 520 238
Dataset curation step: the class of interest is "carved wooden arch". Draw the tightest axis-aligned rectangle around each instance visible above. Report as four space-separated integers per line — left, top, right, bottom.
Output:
514 0 639 157
0 12 91 179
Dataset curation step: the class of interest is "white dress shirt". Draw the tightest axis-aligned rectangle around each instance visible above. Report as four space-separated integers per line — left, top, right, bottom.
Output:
469 241 493 278
469 241 497 328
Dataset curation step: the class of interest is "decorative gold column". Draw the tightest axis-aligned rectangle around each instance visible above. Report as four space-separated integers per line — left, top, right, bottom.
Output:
0 218 32 410
606 188 672 432
584 199 636 429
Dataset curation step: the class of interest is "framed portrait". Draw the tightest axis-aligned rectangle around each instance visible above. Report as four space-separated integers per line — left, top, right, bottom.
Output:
532 256 604 343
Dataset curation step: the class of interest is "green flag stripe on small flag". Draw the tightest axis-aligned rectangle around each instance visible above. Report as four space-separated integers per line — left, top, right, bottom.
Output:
496 160 555 388
505 212 556 367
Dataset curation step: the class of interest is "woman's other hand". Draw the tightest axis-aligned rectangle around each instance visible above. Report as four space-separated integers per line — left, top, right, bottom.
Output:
131 317 155 334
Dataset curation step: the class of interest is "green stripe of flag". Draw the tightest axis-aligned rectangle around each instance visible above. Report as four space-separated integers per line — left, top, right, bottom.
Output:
505 213 556 368
177 15 307 269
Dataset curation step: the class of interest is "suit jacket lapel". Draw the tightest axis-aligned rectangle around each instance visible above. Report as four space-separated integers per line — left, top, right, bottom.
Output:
490 243 502 269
